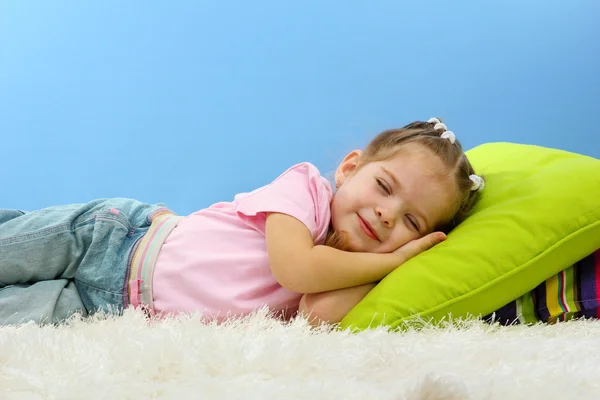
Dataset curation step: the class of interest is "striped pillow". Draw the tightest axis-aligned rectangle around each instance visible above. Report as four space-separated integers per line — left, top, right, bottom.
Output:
486 249 600 325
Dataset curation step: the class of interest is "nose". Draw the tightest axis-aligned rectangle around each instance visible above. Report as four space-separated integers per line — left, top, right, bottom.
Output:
375 206 395 228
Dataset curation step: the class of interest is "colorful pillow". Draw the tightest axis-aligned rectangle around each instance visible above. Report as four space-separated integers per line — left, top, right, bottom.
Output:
339 142 600 331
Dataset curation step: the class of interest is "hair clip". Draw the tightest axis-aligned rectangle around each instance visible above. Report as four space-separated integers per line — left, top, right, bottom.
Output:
428 117 457 144
440 131 456 144
469 174 485 191
433 122 447 131
428 118 447 131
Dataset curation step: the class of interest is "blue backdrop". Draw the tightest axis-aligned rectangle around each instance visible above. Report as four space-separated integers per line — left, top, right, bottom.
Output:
2 1 598 214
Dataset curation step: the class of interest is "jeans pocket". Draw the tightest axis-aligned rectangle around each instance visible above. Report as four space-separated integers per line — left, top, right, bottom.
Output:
74 208 135 313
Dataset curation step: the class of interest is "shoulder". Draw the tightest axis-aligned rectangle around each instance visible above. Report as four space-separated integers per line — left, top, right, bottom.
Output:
234 161 334 208
234 161 333 241
277 161 322 178
273 162 332 189
270 162 333 203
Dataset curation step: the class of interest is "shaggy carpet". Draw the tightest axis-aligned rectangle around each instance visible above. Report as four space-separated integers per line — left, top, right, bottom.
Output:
1 308 600 400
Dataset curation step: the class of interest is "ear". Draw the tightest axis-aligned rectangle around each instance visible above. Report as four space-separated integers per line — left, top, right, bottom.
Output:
335 150 363 188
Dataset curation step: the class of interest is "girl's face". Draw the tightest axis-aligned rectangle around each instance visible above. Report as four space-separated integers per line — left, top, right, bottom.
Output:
330 142 459 253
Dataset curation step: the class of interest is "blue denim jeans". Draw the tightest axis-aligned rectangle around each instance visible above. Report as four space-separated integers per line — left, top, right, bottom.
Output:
0 198 165 325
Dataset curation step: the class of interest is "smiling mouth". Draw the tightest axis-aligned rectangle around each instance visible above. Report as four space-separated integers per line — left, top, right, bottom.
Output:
357 214 380 241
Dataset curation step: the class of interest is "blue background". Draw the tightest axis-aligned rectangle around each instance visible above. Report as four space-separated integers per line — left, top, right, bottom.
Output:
2 1 599 214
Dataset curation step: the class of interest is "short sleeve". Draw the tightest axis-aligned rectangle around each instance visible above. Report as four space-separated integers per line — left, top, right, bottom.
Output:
235 162 333 243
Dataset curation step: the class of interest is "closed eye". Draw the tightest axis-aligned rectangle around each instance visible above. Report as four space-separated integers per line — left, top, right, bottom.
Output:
376 178 391 195
406 215 420 231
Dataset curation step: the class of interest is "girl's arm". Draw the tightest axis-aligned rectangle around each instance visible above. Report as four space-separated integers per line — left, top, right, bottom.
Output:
298 283 377 327
265 212 445 294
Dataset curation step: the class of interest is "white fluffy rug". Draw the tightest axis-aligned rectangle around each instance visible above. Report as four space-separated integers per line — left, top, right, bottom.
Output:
2 308 600 400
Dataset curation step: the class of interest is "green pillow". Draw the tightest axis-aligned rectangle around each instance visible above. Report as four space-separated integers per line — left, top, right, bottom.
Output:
339 142 600 331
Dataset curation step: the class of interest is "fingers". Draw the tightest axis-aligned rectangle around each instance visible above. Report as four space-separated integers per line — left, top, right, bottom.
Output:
422 231 447 250
394 231 447 262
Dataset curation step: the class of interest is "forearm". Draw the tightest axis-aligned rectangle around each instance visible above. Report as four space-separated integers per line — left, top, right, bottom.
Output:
299 283 377 326
299 245 404 293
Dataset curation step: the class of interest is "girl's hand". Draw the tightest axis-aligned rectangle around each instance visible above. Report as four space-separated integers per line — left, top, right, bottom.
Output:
392 232 447 264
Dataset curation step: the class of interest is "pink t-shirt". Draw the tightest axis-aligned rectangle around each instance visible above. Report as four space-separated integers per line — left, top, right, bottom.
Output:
152 162 333 321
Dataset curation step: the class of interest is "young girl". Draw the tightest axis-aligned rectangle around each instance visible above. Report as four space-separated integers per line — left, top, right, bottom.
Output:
0 118 484 326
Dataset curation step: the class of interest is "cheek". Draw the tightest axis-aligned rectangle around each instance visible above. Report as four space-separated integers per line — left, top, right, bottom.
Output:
383 227 419 251
331 188 352 212
330 189 357 231
329 195 344 231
